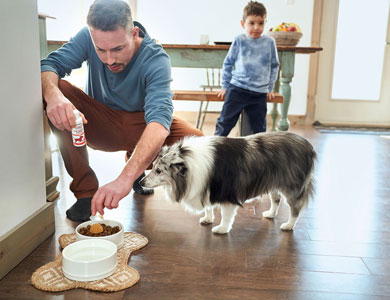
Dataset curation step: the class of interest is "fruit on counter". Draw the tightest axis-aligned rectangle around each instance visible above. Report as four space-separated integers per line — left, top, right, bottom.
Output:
269 22 302 33
288 22 302 32
288 26 297 32
270 24 282 32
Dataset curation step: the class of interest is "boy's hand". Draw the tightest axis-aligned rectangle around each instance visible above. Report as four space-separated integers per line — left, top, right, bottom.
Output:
217 89 226 100
267 92 275 101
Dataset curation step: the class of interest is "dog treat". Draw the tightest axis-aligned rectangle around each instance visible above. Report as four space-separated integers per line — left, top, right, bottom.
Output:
78 223 120 237
89 223 104 234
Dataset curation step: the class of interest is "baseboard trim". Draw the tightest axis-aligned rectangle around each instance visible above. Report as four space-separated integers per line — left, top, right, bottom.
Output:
0 202 55 280
46 176 60 202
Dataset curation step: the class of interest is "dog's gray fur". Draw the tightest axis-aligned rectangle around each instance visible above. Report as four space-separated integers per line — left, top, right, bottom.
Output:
142 132 316 234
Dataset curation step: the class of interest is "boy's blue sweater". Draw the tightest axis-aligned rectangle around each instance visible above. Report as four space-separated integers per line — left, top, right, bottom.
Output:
222 33 279 93
41 26 173 131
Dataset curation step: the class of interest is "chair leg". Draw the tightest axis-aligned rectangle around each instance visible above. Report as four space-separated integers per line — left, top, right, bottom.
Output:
195 101 204 129
199 101 209 130
237 113 242 135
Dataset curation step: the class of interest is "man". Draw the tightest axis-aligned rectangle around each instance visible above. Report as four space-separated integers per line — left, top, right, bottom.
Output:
41 0 202 222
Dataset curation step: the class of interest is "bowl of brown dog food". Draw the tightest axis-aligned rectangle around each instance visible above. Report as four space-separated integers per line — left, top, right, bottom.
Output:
75 220 124 247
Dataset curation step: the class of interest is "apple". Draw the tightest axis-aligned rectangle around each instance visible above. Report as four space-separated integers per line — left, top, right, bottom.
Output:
273 25 282 32
288 26 297 32
288 22 302 33
269 27 273 31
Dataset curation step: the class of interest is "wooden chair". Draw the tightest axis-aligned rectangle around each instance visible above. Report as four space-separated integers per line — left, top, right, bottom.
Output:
197 68 222 130
172 90 283 134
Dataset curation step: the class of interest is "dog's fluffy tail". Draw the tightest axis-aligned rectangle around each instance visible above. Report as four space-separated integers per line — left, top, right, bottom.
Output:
296 161 316 211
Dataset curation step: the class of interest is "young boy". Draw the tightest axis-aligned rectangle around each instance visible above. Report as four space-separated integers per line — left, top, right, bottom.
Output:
215 1 279 136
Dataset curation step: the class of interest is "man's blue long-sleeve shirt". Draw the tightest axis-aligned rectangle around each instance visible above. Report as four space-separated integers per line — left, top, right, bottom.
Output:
41 24 173 131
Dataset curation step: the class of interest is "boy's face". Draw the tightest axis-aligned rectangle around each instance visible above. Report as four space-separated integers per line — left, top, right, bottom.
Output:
90 26 140 73
241 15 266 39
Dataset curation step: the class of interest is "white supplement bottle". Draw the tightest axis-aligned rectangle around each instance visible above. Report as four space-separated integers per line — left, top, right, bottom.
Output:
72 110 86 147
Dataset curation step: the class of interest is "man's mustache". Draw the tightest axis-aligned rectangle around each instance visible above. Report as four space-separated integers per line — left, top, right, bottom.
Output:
105 63 123 67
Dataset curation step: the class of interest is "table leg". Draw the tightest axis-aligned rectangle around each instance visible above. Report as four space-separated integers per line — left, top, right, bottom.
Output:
270 69 281 131
277 51 295 132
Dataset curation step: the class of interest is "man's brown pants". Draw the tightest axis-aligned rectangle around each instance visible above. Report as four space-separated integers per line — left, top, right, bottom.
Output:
49 80 203 199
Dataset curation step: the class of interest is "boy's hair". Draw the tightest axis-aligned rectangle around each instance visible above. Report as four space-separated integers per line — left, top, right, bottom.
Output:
243 1 267 20
87 0 133 32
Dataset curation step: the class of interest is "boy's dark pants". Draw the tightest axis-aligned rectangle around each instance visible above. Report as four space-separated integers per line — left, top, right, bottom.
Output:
48 80 203 200
215 84 267 136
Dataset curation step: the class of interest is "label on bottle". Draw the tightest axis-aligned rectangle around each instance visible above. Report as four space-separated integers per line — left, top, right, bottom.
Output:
72 123 86 147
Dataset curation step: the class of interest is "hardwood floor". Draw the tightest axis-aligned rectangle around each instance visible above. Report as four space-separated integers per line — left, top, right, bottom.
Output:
0 121 389 300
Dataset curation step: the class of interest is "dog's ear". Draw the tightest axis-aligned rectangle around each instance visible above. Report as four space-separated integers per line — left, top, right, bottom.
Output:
170 154 185 164
170 162 187 177
159 146 169 157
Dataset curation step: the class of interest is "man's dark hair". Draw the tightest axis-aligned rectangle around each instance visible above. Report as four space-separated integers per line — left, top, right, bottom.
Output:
243 1 267 20
87 0 133 31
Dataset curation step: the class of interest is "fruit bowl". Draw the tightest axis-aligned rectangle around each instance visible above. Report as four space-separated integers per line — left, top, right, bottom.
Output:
267 31 303 46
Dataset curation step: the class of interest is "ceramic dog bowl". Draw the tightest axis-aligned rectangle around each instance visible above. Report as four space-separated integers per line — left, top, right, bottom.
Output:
75 219 124 247
62 239 117 282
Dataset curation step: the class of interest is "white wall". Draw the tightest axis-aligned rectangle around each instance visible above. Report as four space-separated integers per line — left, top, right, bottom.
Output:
137 0 314 114
38 0 314 115
0 0 47 236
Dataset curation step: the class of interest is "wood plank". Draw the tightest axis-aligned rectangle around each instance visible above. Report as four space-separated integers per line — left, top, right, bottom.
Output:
172 90 284 103
246 253 371 274
162 44 323 54
170 265 390 296
362 258 390 276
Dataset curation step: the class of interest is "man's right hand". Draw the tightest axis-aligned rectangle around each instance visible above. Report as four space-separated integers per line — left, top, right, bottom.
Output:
41 71 87 131
46 97 79 131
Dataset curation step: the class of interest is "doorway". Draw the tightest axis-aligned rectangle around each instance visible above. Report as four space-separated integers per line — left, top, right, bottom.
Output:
315 0 390 126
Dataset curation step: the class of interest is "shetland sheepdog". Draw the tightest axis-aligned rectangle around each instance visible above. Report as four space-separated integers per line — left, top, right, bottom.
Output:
142 132 316 234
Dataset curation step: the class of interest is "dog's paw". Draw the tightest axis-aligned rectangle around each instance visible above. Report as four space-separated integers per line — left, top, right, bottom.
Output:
262 210 276 218
280 222 294 231
211 225 230 234
199 216 214 225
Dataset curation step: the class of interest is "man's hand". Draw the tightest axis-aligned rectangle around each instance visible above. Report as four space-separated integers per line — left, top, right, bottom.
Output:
41 71 87 131
46 97 85 131
217 89 226 100
90 122 169 216
91 176 132 216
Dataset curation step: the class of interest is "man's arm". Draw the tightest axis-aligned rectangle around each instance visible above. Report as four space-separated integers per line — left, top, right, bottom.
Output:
91 121 169 216
42 71 87 131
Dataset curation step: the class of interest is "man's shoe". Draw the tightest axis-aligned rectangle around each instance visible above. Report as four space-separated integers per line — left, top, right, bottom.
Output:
133 173 154 195
66 197 92 222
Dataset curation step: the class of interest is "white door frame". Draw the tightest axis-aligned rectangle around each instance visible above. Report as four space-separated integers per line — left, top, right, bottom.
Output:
315 0 390 126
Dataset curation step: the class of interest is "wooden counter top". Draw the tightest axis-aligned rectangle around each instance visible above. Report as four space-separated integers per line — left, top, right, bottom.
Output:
47 40 323 54
161 44 323 54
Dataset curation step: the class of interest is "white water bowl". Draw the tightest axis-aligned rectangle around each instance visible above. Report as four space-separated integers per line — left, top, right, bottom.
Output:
62 239 117 282
75 219 124 247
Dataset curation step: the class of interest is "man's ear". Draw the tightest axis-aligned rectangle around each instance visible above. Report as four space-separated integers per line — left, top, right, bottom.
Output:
240 19 245 29
132 26 139 39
